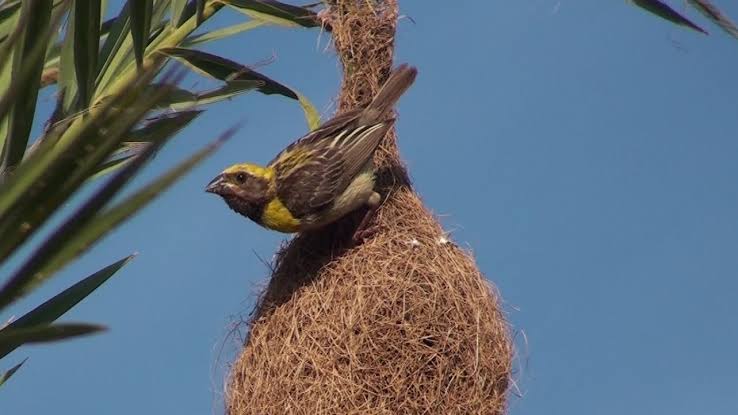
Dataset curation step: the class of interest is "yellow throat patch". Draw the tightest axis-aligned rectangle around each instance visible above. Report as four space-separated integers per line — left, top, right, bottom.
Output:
261 197 300 233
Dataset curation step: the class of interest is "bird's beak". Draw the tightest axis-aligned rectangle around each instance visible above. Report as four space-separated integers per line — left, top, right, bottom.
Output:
205 174 225 194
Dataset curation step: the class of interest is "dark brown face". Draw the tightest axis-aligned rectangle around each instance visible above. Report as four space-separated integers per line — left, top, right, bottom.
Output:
205 169 271 222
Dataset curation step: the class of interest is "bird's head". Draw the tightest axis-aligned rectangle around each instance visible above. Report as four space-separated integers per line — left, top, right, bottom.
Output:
205 163 275 220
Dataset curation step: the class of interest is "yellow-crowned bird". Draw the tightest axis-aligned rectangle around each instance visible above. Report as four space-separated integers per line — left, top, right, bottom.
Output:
205 64 417 240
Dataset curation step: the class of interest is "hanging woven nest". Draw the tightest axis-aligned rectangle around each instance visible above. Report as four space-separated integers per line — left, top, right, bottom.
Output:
225 1 513 413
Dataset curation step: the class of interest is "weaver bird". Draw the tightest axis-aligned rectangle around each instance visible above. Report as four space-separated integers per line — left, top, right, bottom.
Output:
206 64 417 240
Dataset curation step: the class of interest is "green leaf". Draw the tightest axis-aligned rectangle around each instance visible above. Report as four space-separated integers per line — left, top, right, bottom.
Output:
86 109 203 178
20 128 234 286
168 81 260 110
0 0 65 143
59 6 79 112
130 0 153 69
34 89 70 150
0 358 27 387
129 109 203 141
687 0 738 39
0 1 21 14
0 0 54 172
150 0 171 28
196 0 205 25
630 0 708 34
297 93 320 130
169 0 196 28
0 65 166 274
96 1 130 86
224 0 325 29
0 323 105 347
149 83 198 107
89 153 136 179
84 130 232 231
159 47 298 99
39 1 76 72
0 31 16 155
0 0 67 49
147 82 258 110
182 19 266 47
73 0 102 107
95 0 170 96
0 1 20 46
0 1 21 13
3 257 131 330
0 73 178 309
0 256 131 359
86 110 203 179
170 0 188 28
0 121 7 167
0 12 20 80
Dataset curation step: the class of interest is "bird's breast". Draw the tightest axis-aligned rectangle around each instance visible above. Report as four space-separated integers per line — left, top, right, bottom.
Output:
260 197 301 233
332 171 376 214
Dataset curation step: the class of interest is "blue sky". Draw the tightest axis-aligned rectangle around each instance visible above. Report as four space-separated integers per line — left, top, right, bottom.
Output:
2 1 738 414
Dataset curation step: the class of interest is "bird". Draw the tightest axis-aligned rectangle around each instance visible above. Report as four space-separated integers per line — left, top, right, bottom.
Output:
205 63 417 240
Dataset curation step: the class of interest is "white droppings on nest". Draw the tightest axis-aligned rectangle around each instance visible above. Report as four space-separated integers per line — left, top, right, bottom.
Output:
436 228 455 246
406 238 420 247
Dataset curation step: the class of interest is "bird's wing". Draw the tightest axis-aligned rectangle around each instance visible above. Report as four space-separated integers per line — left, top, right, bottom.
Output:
269 112 392 218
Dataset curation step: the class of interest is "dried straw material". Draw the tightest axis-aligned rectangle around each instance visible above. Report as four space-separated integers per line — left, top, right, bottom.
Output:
225 1 513 414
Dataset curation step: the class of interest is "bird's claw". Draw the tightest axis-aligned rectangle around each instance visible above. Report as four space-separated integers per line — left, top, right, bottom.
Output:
351 206 379 245
352 223 379 244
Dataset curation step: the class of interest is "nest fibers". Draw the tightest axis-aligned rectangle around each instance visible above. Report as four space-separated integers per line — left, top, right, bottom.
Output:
225 1 513 413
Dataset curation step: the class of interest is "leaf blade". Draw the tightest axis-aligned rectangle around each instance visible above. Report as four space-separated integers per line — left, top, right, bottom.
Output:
130 0 153 68
73 0 102 107
96 1 131 86
297 93 320 130
168 81 259 110
170 0 188 28
0 358 27 387
4 257 131 330
182 19 266 47
129 109 203 141
196 0 205 26
0 256 131 359
687 0 738 39
0 65 168 292
223 0 325 29
35 130 234 279
0 323 106 348
159 47 298 99
0 84 174 308
0 0 54 171
631 0 708 34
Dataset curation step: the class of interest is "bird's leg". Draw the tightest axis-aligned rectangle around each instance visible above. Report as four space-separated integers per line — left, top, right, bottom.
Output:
352 207 378 243
352 192 381 244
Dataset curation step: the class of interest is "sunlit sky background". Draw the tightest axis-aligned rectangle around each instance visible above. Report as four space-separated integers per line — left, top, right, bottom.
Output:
3 1 738 414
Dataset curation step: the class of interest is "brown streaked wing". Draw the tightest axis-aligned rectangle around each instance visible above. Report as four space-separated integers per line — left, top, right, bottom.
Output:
270 109 392 218
336 120 393 180
274 146 345 218
267 109 362 168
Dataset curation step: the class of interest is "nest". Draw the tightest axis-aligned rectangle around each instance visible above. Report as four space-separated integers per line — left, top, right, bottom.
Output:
225 1 513 413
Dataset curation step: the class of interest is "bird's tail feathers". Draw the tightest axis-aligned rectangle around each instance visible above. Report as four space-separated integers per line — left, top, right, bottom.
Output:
361 64 417 122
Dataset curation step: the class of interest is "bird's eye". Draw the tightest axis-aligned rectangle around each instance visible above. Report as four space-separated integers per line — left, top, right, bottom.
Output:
235 173 246 183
